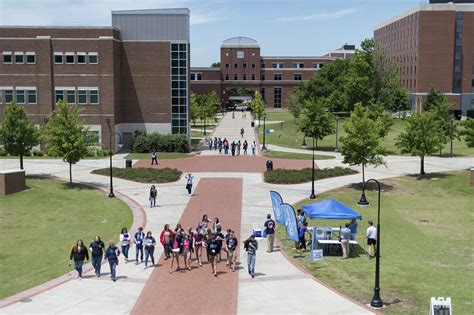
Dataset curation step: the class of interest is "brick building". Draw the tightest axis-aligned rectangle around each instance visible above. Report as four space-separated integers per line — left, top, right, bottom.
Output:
374 0 474 116
190 37 354 109
0 9 190 150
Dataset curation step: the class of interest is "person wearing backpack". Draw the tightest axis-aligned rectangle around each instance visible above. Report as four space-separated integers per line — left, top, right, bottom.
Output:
244 235 258 278
264 214 276 252
89 236 105 277
144 231 157 269
69 239 89 280
207 233 221 277
151 150 158 165
225 230 238 272
134 227 145 265
104 242 120 282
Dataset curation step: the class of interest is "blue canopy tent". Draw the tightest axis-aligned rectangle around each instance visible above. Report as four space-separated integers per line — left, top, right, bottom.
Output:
302 199 362 220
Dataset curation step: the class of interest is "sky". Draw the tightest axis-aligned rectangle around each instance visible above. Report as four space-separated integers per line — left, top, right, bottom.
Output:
0 0 426 66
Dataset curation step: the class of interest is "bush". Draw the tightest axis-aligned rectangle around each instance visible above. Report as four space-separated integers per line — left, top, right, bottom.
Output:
92 167 182 183
0 149 7 156
132 132 189 153
86 147 110 157
264 166 357 184
32 149 45 156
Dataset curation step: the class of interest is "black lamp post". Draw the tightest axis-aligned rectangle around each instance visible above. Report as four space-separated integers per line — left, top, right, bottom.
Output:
357 178 383 309
310 131 316 199
335 116 340 152
109 132 123 198
301 129 307 147
262 113 267 151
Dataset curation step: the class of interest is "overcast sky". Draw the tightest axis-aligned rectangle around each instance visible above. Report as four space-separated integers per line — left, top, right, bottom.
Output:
0 0 425 66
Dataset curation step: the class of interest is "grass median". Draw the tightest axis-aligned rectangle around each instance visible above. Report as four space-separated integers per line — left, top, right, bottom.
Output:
264 167 356 184
276 171 473 314
263 150 334 160
92 167 182 183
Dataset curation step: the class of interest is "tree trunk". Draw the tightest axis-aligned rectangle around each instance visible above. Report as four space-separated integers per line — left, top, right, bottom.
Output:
439 148 442 157
20 154 24 170
420 156 425 175
69 163 72 183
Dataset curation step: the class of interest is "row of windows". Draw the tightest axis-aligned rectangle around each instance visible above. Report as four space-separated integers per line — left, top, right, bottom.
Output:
55 88 99 104
223 73 303 81
224 62 325 69
0 88 36 104
54 52 98 65
225 63 257 69
3 52 36 64
171 43 188 135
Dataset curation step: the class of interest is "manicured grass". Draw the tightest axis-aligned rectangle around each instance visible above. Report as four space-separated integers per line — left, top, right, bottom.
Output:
257 111 474 156
92 167 182 183
276 171 473 314
124 152 192 160
0 177 132 299
263 150 334 160
264 167 356 184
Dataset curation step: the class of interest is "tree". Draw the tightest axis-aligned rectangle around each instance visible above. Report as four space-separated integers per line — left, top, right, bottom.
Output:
250 91 266 127
299 98 334 149
204 91 221 133
340 103 386 184
460 118 474 148
422 88 451 155
43 100 90 183
190 93 199 127
0 102 40 170
396 112 444 175
367 101 393 138
211 62 220 68
288 91 302 120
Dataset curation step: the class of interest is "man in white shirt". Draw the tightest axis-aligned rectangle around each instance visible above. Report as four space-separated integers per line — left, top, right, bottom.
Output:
366 220 377 258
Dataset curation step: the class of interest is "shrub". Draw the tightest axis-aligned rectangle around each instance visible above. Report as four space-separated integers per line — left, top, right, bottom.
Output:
132 133 189 153
92 167 182 183
32 149 45 156
0 149 7 156
264 167 357 184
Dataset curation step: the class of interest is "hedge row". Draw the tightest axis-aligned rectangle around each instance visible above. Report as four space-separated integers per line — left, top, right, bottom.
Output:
92 167 182 183
132 133 189 153
264 167 357 184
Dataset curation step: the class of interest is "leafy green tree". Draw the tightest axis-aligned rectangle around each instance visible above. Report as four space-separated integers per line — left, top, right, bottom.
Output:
190 93 199 126
43 100 90 183
422 88 448 112
396 112 444 175
367 101 393 138
0 102 40 170
340 103 386 184
250 91 266 127
211 62 220 68
288 91 302 120
204 91 221 134
460 118 474 148
299 98 335 149
422 88 452 155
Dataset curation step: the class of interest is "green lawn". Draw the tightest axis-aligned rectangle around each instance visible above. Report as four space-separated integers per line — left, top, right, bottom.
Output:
263 150 334 160
276 171 473 314
0 177 132 298
92 167 182 183
124 152 192 160
258 111 474 156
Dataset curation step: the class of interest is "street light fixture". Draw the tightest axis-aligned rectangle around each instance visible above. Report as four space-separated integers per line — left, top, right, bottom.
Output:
262 113 267 151
310 130 316 199
357 178 383 309
109 132 123 198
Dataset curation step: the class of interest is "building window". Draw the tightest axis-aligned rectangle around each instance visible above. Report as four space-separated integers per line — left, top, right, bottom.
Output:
292 63 304 69
16 90 25 104
261 88 265 101
3 52 12 64
89 90 99 104
77 52 86 64
67 90 76 104
65 53 74 64
294 74 302 81
274 87 282 108
242 74 247 80
243 63 247 68
197 73 202 80
78 90 87 104
26 52 36 64
190 73 195 80
237 51 244 58
261 63 265 68
28 90 37 104
225 63 229 68
88 52 98 64
234 63 238 68
5 90 13 103
14 52 24 64
234 74 238 80
252 74 256 80
171 43 188 135
261 73 265 80
274 74 282 80
54 52 63 64
55 90 64 102
252 63 256 68
225 73 229 80
272 63 284 69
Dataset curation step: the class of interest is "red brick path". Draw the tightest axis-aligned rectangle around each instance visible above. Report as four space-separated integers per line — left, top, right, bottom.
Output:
131 178 243 315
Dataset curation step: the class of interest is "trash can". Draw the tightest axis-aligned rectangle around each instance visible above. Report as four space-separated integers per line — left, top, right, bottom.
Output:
266 160 273 171
126 160 133 168
251 121 255 127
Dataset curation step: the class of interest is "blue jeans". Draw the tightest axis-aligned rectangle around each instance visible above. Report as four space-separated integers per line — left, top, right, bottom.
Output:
91 255 102 275
121 244 130 259
108 261 117 279
145 246 155 267
74 260 84 277
247 252 256 276
149 197 156 207
136 245 143 262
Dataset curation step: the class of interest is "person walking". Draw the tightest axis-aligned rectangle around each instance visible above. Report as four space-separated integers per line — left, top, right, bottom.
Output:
213 137 218 151
231 141 236 156
207 233 221 277
144 231 157 269
170 234 181 273
341 223 351 259
134 227 145 265
243 140 248 155
237 140 241 156
264 214 276 252
104 242 120 282
223 138 229 154
349 218 358 241
298 221 309 252
89 236 105 277
160 224 174 260
69 239 89 280
251 140 256 156
182 233 192 271
225 230 238 272
218 138 223 154
245 235 258 278
198 214 211 232
185 173 194 195
119 227 131 263
149 185 157 208
240 127 244 138
366 220 377 258
151 150 158 165
208 138 213 150
194 229 204 267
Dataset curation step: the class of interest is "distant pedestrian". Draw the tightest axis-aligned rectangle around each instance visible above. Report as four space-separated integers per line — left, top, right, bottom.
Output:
185 173 194 195
134 227 145 264
208 138 213 150
182 233 192 271
240 127 244 138
104 242 120 282
144 231 157 269
160 224 174 260
232 111 235 119
218 138 223 154
251 141 256 156
298 221 309 252
151 150 158 165
197 214 211 232
170 234 181 273
231 141 236 156
349 218 358 241
208 233 221 277
69 239 89 280
194 229 204 267
245 235 258 278
89 236 105 277
264 214 276 252
119 227 131 263
243 140 248 155
223 138 229 154
149 185 157 208
225 230 238 272
237 140 241 156
366 220 377 258
341 223 351 259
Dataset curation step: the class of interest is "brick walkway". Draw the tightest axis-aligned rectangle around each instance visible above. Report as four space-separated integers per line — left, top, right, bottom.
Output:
131 178 243 315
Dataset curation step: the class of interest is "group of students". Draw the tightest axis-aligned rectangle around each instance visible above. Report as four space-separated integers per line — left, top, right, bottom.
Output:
207 136 257 156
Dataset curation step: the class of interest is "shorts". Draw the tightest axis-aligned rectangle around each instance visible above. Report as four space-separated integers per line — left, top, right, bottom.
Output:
182 248 190 255
209 254 218 263
367 238 377 246
227 250 236 262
